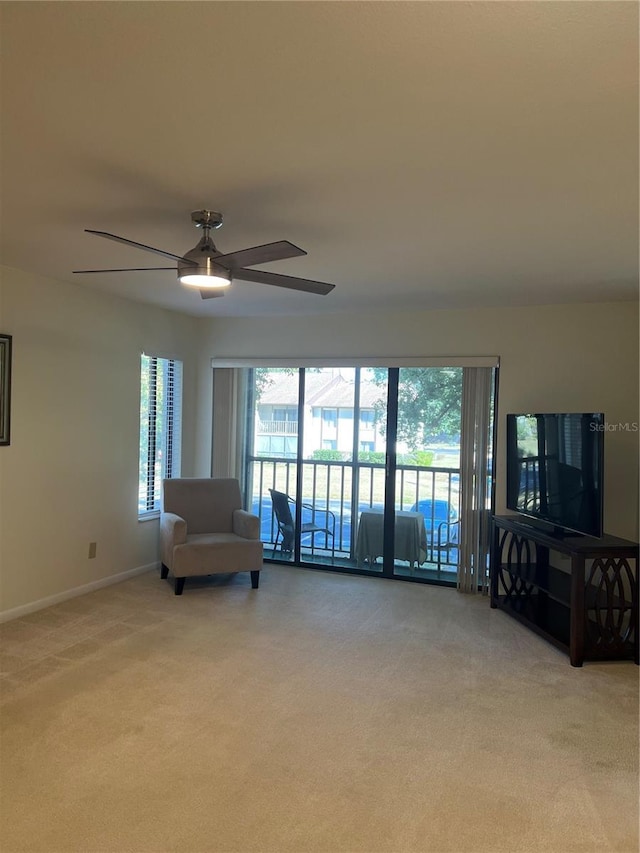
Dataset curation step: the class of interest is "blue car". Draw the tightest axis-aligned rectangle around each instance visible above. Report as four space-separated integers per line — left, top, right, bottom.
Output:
410 499 459 547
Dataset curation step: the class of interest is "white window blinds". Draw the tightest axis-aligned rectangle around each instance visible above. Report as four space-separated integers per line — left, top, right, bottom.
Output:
138 355 183 515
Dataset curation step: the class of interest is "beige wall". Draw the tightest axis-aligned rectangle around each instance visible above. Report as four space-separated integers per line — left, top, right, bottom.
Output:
0 267 201 614
197 301 639 540
1 266 637 617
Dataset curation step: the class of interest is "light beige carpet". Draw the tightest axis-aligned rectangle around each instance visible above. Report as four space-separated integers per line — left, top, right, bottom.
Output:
0 566 638 853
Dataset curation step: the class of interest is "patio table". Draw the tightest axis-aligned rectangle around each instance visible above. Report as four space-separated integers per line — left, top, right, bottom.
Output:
355 509 427 570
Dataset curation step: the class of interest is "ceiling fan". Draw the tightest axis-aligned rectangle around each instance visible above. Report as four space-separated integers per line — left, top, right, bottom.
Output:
73 209 336 299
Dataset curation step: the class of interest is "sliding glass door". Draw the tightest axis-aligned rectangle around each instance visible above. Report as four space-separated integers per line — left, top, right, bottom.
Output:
243 364 492 584
390 367 462 578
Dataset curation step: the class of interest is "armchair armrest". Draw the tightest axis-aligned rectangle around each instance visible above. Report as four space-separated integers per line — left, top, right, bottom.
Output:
160 512 187 571
161 512 188 546
233 509 260 540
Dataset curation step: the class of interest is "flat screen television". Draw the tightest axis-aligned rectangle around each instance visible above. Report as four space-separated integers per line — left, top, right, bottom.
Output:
506 413 604 538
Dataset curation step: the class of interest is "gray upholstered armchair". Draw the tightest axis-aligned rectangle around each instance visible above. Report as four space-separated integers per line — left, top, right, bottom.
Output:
160 478 263 595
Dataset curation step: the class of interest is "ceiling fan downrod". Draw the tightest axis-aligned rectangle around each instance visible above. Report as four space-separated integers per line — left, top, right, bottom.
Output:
188 209 223 253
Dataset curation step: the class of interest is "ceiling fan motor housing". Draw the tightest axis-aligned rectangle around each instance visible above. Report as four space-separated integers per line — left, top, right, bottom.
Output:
178 214 231 285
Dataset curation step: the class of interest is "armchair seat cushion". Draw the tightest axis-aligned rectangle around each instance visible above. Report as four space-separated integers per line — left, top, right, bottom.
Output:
173 533 263 577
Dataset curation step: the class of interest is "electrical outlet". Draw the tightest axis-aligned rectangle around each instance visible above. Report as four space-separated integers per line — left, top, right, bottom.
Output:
88 542 97 559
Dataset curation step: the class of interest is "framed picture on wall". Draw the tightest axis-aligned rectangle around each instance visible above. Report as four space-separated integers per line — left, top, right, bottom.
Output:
0 333 12 446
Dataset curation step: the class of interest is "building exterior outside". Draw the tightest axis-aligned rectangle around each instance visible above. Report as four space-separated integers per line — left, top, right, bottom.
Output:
255 371 387 459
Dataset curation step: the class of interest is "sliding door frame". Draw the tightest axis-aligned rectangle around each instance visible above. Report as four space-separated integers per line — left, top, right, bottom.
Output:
381 369 399 578
218 357 499 587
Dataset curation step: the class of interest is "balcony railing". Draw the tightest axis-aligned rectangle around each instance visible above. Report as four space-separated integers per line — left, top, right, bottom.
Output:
247 455 460 569
257 420 299 435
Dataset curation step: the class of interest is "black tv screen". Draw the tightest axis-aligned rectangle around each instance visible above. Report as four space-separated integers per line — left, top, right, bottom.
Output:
506 413 604 538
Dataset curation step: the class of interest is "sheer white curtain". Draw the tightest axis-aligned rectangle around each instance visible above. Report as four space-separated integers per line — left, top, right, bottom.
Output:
211 368 247 480
458 367 494 594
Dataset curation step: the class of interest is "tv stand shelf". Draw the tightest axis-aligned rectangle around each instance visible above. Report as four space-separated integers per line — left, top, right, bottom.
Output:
490 515 639 666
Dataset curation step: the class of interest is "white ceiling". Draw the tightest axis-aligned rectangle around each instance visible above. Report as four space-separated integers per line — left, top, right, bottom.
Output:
1 1 638 318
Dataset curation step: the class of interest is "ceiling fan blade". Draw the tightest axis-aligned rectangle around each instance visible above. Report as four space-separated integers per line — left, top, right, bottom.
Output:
213 240 306 271
73 267 176 273
199 289 225 299
85 230 196 265
234 268 335 295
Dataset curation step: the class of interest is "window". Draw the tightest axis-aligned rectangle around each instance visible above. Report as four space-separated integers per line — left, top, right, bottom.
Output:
273 407 298 423
138 355 183 516
256 434 297 459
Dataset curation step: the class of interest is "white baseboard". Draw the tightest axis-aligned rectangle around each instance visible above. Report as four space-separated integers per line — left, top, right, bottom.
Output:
0 563 159 624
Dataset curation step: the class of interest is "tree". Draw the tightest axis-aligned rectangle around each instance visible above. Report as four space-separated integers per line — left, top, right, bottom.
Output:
371 367 462 450
253 367 296 402
253 366 327 402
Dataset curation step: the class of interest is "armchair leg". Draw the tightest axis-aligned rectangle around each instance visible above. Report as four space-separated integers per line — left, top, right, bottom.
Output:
161 563 169 579
175 577 186 596
250 570 260 589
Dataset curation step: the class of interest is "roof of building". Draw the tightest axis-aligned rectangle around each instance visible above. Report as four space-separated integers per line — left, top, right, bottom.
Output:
257 372 385 409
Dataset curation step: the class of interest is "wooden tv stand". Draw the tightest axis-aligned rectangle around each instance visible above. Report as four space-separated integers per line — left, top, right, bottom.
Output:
490 515 639 667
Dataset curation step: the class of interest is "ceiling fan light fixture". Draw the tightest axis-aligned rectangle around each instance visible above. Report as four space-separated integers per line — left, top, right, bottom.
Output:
179 271 231 288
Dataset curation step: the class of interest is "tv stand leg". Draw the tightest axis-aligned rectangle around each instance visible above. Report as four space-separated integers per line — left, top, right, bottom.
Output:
569 556 585 668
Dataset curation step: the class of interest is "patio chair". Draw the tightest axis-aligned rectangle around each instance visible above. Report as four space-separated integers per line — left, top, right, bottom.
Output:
269 488 336 560
411 498 460 571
